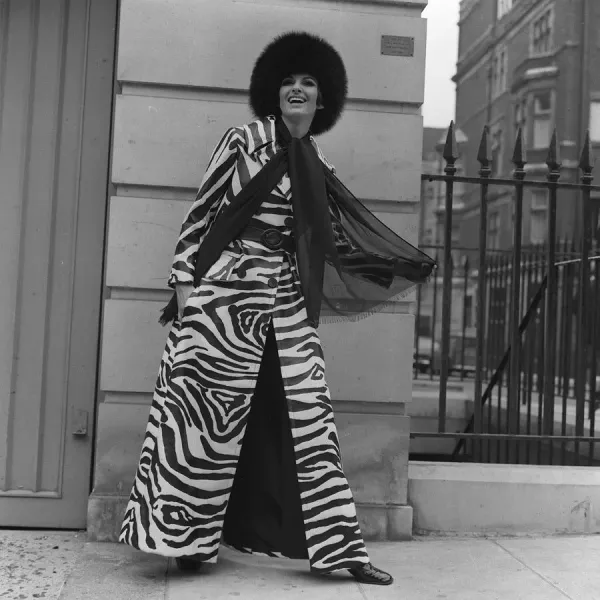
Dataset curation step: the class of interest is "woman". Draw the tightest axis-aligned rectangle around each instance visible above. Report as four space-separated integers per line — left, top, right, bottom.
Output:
119 31 434 587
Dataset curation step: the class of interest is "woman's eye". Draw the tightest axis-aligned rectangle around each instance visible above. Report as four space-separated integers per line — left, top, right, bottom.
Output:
281 77 316 87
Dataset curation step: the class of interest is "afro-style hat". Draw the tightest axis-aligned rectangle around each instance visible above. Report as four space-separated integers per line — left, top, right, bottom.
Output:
249 31 348 136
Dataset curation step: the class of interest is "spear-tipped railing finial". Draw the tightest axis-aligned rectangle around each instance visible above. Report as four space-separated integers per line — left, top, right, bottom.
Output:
477 126 491 175
512 127 527 171
579 130 595 182
443 121 459 165
545 129 561 174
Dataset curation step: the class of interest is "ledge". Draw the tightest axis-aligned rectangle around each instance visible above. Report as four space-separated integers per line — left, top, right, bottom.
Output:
409 461 600 535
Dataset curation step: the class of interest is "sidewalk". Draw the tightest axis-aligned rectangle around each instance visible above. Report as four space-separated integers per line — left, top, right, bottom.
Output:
1 530 599 599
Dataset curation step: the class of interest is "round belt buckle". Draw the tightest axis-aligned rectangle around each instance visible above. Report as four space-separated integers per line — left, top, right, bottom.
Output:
262 228 282 250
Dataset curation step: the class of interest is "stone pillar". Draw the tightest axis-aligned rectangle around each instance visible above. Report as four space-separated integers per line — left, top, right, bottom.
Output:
88 0 429 541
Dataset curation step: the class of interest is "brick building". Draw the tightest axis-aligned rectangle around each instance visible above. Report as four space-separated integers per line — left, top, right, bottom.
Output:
454 0 600 254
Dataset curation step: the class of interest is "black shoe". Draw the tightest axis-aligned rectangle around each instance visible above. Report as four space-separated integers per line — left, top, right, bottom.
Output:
175 556 204 573
348 562 393 586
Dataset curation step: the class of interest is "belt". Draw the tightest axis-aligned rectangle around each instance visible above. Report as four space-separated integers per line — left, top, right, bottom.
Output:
239 222 295 254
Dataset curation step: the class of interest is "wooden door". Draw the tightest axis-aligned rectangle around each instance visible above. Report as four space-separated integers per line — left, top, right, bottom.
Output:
0 0 117 528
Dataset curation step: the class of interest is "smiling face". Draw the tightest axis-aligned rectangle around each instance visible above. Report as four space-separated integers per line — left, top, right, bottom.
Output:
278 73 323 125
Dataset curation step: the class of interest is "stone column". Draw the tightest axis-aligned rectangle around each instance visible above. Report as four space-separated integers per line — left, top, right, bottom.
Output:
88 0 429 541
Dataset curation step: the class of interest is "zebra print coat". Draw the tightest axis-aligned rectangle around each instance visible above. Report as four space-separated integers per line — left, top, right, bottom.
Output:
119 117 370 573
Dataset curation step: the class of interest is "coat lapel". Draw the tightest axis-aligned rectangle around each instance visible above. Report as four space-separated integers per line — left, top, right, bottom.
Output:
242 116 335 199
244 117 290 198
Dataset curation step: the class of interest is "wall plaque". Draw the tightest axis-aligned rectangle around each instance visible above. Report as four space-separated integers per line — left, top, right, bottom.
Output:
381 35 414 57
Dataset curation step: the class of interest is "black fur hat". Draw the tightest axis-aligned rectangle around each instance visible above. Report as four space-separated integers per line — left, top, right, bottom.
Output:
249 31 348 136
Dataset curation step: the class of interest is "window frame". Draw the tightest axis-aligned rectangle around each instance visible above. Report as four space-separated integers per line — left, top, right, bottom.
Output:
491 46 508 99
497 0 513 20
514 95 529 147
590 100 600 144
529 189 549 245
531 89 554 150
531 189 549 212
488 211 501 250
529 209 548 245
530 5 554 57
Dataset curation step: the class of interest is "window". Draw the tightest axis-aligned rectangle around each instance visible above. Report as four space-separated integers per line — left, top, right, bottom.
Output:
530 212 547 245
531 189 549 211
591 101 600 143
417 315 432 337
532 91 553 149
488 211 501 250
530 190 548 245
514 96 528 147
497 0 513 20
531 7 553 56
491 47 508 97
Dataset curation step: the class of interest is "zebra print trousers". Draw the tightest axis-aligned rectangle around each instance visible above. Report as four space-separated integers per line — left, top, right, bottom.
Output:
119 238 370 573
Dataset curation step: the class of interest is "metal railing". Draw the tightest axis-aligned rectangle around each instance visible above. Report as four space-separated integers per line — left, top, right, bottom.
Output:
411 123 600 466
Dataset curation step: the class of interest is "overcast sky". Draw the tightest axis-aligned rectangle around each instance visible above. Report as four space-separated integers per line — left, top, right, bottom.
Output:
422 0 460 128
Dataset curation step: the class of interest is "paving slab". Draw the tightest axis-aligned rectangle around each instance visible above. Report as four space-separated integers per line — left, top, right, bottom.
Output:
361 540 571 600
0 530 84 600
58 542 168 600
165 545 365 600
496 536 600 600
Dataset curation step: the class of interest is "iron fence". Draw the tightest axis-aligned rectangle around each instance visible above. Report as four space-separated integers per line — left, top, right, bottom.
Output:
411 123 600 466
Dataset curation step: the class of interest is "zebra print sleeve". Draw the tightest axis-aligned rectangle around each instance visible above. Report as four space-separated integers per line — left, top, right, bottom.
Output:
168 127 245 287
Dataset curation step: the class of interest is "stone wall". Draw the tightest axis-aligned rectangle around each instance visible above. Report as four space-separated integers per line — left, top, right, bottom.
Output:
88 0 429 541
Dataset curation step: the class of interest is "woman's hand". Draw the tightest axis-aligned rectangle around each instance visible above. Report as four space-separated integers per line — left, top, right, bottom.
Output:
175 284 194 320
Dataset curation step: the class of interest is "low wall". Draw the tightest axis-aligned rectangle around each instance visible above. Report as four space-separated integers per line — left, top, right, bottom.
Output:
409 461 600 535
409 380 470 456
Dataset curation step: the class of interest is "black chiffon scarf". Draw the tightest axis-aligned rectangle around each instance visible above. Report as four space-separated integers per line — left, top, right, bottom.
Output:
160 118 435 327
283 120 341 326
